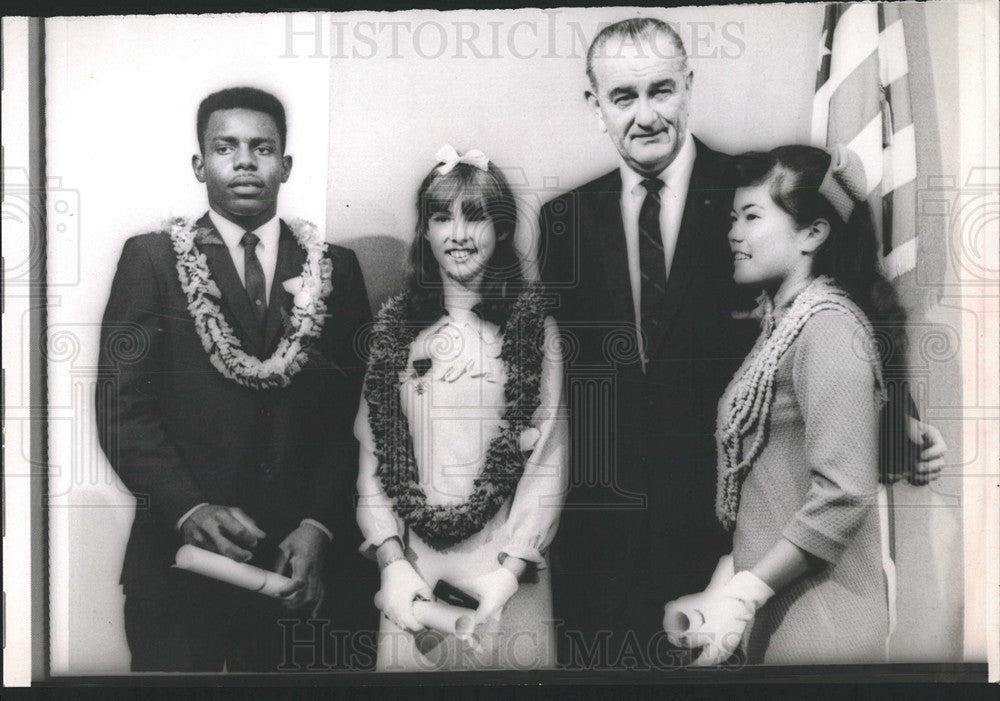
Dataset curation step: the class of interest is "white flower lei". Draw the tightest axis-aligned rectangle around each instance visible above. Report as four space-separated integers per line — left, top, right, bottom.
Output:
714 276 886 530
168 216 333 390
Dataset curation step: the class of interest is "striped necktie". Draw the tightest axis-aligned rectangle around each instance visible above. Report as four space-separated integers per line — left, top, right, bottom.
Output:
241 231 267 331
638 177 666 361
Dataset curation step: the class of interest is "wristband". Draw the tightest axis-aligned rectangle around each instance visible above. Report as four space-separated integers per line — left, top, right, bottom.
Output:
377 538 406 571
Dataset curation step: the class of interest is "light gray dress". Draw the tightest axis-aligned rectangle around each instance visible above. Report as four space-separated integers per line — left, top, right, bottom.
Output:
730 305 889 664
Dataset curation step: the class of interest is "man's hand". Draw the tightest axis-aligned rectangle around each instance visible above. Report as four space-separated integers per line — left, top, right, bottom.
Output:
180 504 265 562
274 523 328 617
908 418 947 484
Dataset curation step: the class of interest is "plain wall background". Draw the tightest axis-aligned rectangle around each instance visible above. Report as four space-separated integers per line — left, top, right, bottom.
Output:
42 5 973 674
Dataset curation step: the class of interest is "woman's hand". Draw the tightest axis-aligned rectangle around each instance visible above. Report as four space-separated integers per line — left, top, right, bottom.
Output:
663 553 735 646
377 559 432 632
460 565 520 624
683 571 774 667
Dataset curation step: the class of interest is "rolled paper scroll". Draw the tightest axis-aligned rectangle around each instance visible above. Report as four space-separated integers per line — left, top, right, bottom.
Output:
174 544 293 597
413 600 476 641
662 598 706 643
373 591 476 641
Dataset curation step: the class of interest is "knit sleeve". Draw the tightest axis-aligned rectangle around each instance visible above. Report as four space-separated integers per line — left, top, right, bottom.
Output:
781 309 881 564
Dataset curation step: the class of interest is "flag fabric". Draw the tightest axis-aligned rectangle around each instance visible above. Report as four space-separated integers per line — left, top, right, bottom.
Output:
812 2 924 646
812 2 918 279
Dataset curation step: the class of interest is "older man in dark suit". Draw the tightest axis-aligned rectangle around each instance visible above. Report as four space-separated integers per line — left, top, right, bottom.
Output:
97 87 374 672
538 19 941 668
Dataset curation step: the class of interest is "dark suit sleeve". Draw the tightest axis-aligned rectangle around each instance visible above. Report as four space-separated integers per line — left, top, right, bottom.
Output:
96 236 206 527
538 198 567 289
880 376 922 484
304 247 372 543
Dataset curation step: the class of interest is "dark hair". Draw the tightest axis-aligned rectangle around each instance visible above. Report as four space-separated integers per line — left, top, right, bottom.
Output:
196 87 287 153
729 145 921 484
728 144 909 373
405 160 523 329
586 17 688 89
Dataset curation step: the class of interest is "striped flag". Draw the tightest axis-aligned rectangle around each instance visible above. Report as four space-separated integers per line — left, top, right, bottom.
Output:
812 2 918 279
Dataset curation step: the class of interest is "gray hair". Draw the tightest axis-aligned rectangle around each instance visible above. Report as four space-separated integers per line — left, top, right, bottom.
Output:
586 18 689 89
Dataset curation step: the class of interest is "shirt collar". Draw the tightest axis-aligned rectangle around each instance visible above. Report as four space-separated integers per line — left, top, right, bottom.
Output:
208 209 281 252
619 130 697 198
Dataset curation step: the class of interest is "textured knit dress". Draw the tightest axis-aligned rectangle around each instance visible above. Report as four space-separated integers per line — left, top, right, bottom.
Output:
355 307 568 671
729 301 889 664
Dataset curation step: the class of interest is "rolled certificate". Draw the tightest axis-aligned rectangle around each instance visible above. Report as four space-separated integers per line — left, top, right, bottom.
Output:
413 600 476 641
662 598 705 642
174 544 293 597
373 592 476 641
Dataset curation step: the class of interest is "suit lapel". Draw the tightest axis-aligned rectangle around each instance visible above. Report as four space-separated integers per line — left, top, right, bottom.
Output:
591 171 634 325
263 221 306 355
646 140 727 357
195 213 263 357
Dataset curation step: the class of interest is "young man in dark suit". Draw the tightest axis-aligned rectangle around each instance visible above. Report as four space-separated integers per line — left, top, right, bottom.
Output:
96 87 375 672
538 19 945 667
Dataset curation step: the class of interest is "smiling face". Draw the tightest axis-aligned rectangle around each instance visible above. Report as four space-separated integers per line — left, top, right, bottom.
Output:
192 108 292 231
728 182 811 291
587 34 692 177
426 198 497 289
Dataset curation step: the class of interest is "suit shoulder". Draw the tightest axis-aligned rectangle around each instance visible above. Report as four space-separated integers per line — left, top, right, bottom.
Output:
324 242 361 269
542 169 618 211
692 135 732 161
118 230 175 263
123 230 173 248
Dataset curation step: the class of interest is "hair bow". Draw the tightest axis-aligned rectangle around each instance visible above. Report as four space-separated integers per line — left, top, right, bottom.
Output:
818 145 868 222
434 144 490 175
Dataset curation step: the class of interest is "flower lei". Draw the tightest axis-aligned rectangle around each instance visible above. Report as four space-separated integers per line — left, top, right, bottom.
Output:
715 276 887 531
364 284 547 549
168 216 333 390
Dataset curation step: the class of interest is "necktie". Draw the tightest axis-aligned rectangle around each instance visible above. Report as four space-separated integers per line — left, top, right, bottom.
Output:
638 178 666 361
241 231 267 332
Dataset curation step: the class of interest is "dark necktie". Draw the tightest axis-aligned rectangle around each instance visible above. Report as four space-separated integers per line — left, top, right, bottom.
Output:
241 231 267 331
638 178 666 359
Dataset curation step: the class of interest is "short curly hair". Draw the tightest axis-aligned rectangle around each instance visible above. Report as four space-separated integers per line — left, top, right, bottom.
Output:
196 87 287 153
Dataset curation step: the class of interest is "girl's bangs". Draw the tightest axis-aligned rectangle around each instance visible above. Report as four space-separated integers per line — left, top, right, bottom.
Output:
422 166 503 216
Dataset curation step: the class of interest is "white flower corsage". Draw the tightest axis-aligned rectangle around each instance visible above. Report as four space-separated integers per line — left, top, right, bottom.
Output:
282 275 313 309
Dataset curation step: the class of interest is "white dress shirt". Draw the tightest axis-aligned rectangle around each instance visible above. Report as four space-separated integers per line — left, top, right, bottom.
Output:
619 131 697 352
208 209 281 301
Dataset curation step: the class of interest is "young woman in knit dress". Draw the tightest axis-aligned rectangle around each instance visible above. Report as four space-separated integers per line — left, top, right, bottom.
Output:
664 145 904 665
354 146 568 671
